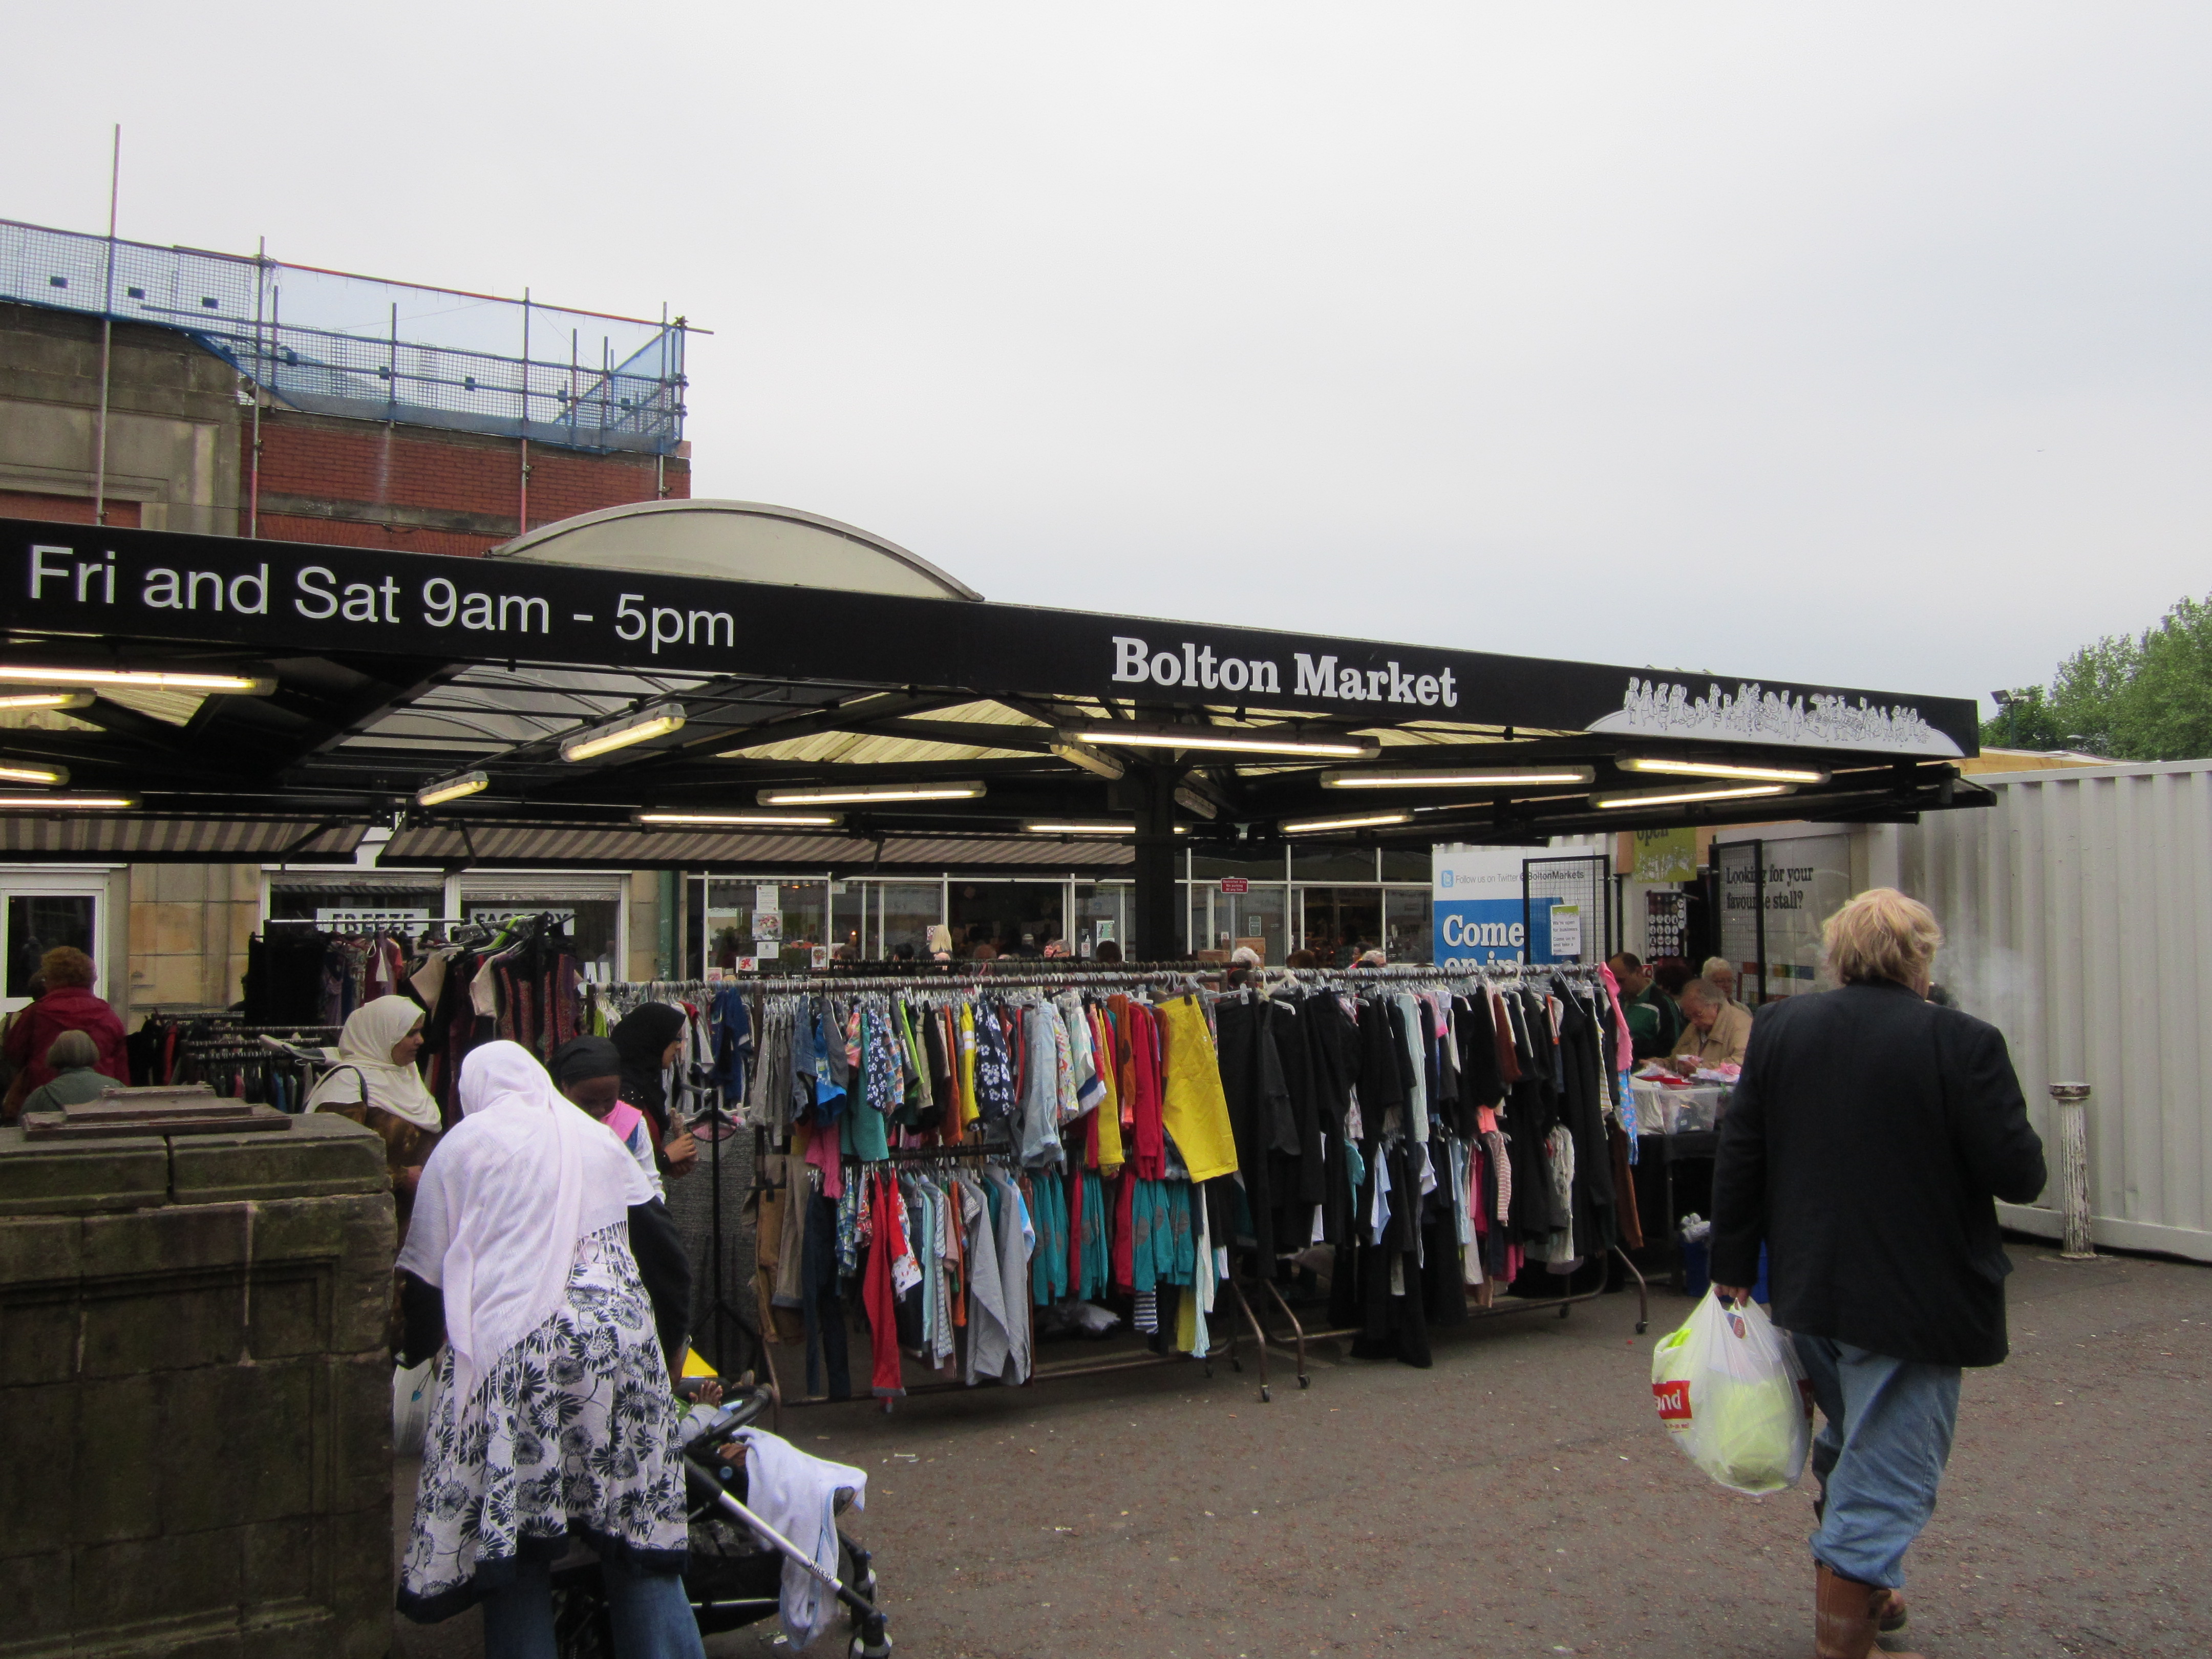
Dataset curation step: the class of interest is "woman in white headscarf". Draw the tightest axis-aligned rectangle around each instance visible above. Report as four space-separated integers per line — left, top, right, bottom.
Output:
308 994 442 1237
394 1041 702 1658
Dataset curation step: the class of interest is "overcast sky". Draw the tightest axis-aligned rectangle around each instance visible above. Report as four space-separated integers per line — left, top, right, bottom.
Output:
11 5 2209 713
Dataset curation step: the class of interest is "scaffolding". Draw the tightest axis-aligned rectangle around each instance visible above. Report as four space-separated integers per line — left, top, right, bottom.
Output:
0 217 688 455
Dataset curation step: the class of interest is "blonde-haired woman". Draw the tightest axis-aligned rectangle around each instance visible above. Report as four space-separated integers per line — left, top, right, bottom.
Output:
1710 889 2046 1659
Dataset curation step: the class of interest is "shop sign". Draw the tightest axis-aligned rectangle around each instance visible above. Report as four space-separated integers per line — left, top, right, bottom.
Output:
1632 826 1698 884
1549 905 1583 960
755 885 779 911
752 910 783 941
3 519 1978 757
316 907 430 929
1218 877 1249 894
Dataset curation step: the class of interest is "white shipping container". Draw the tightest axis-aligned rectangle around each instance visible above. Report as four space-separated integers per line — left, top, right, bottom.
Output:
1896 760 2212 1262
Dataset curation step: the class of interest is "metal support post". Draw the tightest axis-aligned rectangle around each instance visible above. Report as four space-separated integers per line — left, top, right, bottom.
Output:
1132 764 1180 959
2050 1082 2095 1259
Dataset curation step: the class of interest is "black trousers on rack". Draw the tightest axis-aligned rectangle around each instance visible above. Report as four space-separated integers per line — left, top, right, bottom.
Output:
800 1193 852 1400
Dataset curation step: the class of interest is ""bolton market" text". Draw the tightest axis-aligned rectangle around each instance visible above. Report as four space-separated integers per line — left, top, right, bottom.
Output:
1111 635 1459 708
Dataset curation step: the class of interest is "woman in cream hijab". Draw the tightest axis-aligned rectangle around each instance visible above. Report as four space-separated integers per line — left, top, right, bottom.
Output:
309 994 442 1235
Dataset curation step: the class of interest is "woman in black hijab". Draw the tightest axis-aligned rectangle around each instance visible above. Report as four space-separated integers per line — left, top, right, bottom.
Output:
610 1004 697 1180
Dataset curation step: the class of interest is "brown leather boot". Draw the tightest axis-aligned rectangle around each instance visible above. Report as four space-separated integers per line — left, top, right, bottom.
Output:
1816 1563 1925 1659
1874 1587 1910 1645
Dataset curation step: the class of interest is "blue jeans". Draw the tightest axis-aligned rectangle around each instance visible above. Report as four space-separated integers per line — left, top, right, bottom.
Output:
1794 1334 1961 1590
480 1552 706 1659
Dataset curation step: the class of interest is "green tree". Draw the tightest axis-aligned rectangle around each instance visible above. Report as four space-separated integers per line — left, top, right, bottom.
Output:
1984 593 2212 761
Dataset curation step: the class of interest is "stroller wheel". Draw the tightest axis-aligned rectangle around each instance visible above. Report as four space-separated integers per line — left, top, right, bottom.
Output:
849 1634 893 1658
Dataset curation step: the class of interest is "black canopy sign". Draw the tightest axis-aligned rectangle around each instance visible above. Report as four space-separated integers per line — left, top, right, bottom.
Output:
4 517 1976 757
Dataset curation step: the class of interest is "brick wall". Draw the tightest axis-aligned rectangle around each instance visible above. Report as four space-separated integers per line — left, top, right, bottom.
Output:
246 409 689 558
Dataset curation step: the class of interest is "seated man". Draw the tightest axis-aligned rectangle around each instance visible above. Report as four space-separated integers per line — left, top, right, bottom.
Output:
1607 952 1681 1060
1671 977 1752 1071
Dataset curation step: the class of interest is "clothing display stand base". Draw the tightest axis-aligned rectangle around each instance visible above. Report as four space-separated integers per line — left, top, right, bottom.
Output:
1246 1243 1651 1376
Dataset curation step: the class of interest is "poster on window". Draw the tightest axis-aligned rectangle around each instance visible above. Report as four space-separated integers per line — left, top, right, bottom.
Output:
1716 834 1852 1002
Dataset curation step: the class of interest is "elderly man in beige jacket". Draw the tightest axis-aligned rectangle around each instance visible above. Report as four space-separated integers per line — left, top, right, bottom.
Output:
1670 977 1752 1071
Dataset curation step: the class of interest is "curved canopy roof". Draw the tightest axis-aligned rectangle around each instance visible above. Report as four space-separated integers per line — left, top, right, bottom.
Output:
491 499 983 601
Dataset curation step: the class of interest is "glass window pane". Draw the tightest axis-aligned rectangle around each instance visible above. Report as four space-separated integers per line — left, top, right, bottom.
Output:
460 898 621 979
1379 849 1431 882
947 881 1065 960
876 882 942 963
1215 884 1288 964
1189 849 1286 881
830 881 866 962
1299 886 1382 968
7 894 96 998
1190 884 1217 958
703 878 825 970
1073 883 1129 958
1292 847 1378 881
1384 889 1433 965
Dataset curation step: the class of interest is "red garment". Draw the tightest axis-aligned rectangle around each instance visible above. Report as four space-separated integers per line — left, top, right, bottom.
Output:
862 1174 907 1398
1126 1005 1166 1181
4 986 128 1093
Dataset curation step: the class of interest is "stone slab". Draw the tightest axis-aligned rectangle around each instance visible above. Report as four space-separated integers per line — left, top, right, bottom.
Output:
169 1115 387 1205
0 1128 169 1217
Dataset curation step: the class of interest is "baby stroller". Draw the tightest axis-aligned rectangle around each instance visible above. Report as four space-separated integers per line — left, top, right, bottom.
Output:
547 1384 890 1658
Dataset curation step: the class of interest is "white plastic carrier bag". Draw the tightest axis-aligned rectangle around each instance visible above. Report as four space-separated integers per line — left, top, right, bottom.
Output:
1650 1291 1813 1495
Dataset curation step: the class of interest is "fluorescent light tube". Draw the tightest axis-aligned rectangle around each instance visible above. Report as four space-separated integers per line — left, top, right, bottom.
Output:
633 810 842 827
1280 810 1414 834
1590 782 1796 810
1062 724 1379 760
415 771 490 807
756 782 986 805
0 763 68 785
1616 754 1829 786
561 706 685 762
0 794 136 810
1320 765 1596 789
0 665 272 694
0 691 93 711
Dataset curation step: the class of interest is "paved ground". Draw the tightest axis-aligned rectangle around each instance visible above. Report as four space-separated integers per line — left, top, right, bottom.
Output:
397 1246 2211 1658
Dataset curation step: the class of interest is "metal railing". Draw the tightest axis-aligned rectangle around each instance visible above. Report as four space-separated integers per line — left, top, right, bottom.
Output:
1 217 688 454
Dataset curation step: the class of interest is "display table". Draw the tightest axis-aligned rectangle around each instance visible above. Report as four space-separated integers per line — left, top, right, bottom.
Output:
1630 1079 1733 1289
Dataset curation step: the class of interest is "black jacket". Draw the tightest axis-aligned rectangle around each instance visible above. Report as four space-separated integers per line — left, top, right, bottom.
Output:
1710 980 2047 1368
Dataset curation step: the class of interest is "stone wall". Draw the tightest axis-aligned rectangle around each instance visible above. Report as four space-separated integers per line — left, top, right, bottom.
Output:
0 1113 395 1658
126 862 262 1019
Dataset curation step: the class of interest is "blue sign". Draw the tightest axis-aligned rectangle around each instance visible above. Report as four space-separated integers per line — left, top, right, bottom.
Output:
1433 845 1533 967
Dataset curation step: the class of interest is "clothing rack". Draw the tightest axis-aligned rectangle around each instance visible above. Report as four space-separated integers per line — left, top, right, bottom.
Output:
753 1134 1283 1417
593 958 1645 1414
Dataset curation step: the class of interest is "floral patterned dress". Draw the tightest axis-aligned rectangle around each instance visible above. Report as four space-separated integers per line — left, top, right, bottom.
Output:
399 1222 689 1620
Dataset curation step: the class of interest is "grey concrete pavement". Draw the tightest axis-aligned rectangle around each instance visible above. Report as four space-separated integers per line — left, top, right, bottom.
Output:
399 1247 2212 1658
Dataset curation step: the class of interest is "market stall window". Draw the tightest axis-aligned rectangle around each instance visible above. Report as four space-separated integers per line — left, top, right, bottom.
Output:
6 892 96 998
872 881 942 960
704 878 826 972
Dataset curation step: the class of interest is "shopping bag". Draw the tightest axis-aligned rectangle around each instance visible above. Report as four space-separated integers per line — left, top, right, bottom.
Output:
1650 1292 1812 1495
393 1358 436 1457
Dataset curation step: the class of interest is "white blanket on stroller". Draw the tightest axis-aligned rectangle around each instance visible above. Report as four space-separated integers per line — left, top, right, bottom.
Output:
735 1428 869 1648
